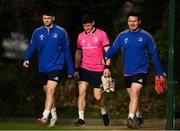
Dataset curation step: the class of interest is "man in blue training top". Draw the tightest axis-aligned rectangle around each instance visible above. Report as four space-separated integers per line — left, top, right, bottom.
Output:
23 10 74 127
104 12 166 128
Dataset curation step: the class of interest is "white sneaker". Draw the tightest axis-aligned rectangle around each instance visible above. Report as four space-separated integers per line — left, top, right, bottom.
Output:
48 118 58 127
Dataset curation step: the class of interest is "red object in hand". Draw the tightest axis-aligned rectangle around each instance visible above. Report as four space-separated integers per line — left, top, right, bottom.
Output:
154 75 167 94
155 76 163 94
159 76 167 90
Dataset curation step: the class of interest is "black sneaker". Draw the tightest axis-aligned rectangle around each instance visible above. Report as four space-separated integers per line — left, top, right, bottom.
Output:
127 117 138 129
137 116 144 126
102 113 110 126
74 119 85 126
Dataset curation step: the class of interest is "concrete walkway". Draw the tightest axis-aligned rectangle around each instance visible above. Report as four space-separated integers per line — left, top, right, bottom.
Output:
0 117 180 130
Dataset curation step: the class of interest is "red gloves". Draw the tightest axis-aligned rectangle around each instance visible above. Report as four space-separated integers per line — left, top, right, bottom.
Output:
155 75 167 94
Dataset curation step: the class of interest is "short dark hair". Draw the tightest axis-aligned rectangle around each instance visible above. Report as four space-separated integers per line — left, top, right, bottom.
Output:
81 14 94 24
41 8 55 16
127 12 141 21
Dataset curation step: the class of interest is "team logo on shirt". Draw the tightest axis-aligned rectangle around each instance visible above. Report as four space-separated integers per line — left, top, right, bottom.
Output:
124 37 128 43
53 33 58 38
93 36 98 42
137 37 143 42
81 39 86 43
39 34 44 40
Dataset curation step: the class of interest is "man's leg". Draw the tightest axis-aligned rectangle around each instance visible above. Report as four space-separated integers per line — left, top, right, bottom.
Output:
94 88 107 113
135 98 144 126
37 80 57 125
94 88 110 126
44 84 57 119
50 103 57 120
48 102 58 127
45 80 57 117
75 81 88 126
126 83 142 128
129 83 142 116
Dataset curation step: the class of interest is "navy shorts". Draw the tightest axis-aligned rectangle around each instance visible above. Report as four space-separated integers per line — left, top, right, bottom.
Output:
124 73 147 88
39 70 62 86
78 68 103 88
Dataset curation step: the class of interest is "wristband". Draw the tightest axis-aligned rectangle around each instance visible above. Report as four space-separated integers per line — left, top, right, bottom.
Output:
75 68 79 72
104 65 110 70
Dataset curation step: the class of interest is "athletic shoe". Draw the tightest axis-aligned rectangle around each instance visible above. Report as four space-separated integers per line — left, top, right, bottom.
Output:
102 113 110 126
74 119 85 126
126 117 138 129
36 117 47 126
48 118 58 127
137 116 144 126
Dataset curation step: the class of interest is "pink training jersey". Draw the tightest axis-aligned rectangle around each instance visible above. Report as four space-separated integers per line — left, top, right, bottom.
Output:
77 28 110 72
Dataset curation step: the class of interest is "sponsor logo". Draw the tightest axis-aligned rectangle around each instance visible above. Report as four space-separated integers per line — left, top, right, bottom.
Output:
82 46 98 49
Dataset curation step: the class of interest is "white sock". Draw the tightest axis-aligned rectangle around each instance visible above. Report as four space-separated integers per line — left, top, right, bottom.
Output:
101 107 107 115
136 112 141 117
51 107 57 119
78 111 84 120
42 109 50 120
128 113 135 119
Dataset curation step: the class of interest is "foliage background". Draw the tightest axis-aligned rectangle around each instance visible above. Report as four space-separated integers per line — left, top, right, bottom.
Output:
0 0 178 120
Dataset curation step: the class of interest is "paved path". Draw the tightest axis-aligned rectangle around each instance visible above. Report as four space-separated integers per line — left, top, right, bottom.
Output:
0 117 180 130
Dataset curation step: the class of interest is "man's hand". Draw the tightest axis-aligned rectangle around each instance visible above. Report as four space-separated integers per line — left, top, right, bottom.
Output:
23 60 30 68
103 68 111 77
